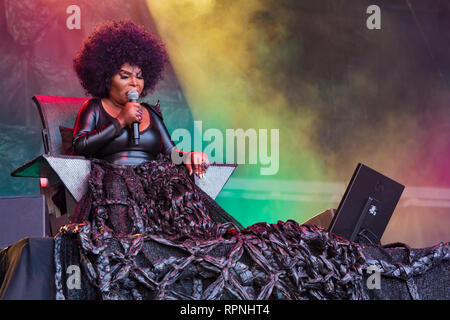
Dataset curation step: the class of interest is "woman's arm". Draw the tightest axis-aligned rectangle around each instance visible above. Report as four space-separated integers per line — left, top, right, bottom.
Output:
72 99 123 157
150 108 177 156
148 105 209 177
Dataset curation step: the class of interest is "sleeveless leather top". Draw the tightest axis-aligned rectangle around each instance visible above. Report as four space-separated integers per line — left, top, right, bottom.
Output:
72 98 176 165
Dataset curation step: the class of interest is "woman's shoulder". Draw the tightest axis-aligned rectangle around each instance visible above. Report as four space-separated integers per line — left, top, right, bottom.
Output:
141 100 164 120
82 97 102 109
77 97 102 115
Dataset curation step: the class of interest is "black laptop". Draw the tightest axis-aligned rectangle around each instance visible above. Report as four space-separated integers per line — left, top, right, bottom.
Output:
328 163 405 245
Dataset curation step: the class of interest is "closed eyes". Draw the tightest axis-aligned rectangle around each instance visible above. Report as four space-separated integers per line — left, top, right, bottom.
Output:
119 68 143 79
120 75 143 79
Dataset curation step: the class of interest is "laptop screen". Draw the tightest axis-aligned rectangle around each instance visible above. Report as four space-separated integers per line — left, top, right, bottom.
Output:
328 163 405 244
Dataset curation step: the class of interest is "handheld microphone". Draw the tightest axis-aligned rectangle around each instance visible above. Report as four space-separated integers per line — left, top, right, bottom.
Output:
127 89 140 146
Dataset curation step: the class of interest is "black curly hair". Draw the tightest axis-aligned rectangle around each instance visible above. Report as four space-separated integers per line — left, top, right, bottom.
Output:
73 19 168 98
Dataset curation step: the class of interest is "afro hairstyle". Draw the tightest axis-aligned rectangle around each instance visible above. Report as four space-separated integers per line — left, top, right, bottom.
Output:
73 19 168 98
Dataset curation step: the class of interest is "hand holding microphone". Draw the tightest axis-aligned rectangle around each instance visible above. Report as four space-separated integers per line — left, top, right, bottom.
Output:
115 90 143 145
127 89 140 146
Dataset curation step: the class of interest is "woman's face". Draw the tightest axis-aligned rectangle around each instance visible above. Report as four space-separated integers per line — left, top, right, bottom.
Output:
108 62 144 104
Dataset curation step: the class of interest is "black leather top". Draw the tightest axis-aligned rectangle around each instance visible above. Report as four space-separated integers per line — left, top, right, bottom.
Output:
72 98 176 165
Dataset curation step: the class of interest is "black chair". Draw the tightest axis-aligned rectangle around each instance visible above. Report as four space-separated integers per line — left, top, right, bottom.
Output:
12 95 237 235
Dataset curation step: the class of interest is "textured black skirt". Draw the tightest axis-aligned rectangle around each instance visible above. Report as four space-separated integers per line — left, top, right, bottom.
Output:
70 154 243 240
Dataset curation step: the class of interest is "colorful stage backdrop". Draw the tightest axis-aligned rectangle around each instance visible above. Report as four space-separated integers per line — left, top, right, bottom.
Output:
0 0 449 248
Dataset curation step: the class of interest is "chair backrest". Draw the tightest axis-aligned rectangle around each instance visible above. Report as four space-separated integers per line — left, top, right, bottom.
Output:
33 95 89 155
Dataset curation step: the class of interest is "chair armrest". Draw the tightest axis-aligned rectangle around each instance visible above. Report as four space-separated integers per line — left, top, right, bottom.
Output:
194 162 237 200
12 156 237 202
11 154 91 202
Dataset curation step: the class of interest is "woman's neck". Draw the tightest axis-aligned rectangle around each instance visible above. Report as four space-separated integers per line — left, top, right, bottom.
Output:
102 97 124 110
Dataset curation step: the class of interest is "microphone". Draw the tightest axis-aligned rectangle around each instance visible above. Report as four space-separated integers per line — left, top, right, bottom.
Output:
127 89 140 146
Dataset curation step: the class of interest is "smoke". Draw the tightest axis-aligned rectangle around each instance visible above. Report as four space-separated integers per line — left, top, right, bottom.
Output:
146 0 331 224
146 0 450 229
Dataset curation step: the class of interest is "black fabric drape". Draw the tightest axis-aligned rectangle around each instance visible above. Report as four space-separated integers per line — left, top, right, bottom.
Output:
0 237 56 300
